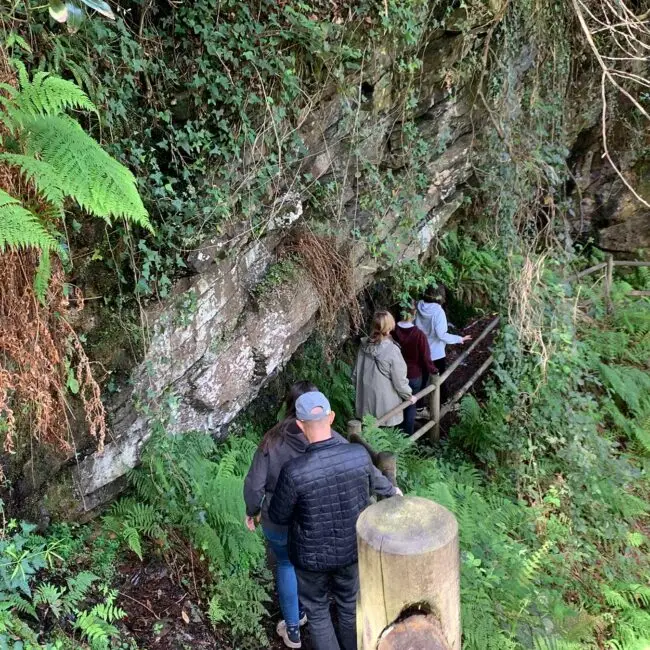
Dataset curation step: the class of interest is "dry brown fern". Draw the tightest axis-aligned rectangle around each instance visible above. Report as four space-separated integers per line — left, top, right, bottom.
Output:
281 227 362 332
0 48 106 480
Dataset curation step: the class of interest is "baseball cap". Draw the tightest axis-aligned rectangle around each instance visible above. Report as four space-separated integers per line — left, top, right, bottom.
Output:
295 391 332 421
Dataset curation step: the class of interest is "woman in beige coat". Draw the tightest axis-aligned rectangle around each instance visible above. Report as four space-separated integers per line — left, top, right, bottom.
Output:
353 311 416 428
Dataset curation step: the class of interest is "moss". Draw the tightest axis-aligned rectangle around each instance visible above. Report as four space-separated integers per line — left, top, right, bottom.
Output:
42 473 80 522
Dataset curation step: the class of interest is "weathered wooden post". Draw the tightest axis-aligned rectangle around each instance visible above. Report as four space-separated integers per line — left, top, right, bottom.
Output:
347 419 363 438
356 496 460 650
429 376 441 442
347 419 397 487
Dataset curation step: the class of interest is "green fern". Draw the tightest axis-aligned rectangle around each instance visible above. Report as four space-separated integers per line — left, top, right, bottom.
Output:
74 589 125 650
1 61 96 123
0 189 59 252
22 114 150 228
1 592 37 619
0 61 152 263
65 570 98 609
34 582 65 618
0 153 65 210
103 499 164 560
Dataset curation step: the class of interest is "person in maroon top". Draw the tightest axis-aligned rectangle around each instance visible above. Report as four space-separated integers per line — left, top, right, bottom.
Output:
392 301 438 435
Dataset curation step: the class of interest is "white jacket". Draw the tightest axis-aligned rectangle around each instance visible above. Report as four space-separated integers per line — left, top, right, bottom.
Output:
414 301 463 361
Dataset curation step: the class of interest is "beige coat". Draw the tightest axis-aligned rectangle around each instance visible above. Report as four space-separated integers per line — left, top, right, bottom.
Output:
353 337 412 427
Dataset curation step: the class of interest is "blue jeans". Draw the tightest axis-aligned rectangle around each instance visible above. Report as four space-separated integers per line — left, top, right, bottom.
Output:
263 526 300 627
401 376 422 436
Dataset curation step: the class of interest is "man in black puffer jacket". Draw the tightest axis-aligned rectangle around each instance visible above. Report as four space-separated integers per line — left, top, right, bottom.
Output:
268 391 398 650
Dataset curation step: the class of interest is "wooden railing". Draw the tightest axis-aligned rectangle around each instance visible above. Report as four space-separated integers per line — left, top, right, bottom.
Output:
570 255 650 311
351 315 500 444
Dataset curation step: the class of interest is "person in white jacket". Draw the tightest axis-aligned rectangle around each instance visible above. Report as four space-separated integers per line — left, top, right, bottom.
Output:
415 285 471 403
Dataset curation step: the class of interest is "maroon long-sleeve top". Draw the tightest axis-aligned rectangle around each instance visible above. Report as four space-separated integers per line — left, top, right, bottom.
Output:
392 323 439 380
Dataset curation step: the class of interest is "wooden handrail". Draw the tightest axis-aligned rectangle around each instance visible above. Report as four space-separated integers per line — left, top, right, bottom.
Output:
375 381 436 426
614 260 650 267
438 316 499 384
570 261 607 281
569 259 650 281
410 355 494 443
568 256 649 312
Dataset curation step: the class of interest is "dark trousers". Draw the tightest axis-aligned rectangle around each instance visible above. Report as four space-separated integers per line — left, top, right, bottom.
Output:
401 376 422 436
435 356 449 403
419 357 448 409
295 563 359 650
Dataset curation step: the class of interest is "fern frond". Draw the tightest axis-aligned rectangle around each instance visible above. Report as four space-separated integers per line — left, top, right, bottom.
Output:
0 189 59 251
21 115 151 230
4 593 37 619
65 570 97 609
0 153 64 209
122 525 143 560
10 60 96 118
75 611 118 650
34 582 65 618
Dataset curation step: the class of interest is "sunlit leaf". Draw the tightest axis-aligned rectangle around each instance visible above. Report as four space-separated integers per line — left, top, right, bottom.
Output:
48 0 68 23
79 0 115 19
65 2 84 32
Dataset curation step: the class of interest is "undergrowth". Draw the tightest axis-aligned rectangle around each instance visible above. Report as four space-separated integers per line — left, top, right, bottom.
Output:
374 267 648 650
0 499 131 649
106 421 272 645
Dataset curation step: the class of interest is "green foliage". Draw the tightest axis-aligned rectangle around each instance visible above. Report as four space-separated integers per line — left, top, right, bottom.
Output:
113 422 270 643
74 589 126 650
443 260 650 649
0 189 58 252
0 501 126 649
252 257 299 299
1 61 150 230
0 60 151 273
389 231 506 318
48 0 115 30
281 337 356 423
7 0 451 305
103 499 164 561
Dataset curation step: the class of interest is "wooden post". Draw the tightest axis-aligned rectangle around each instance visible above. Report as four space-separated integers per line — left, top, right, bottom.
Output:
347 419 362 439
429 376 441 442
605 254 614 313
356 496 460 650
348 421 397 487
375 451 397 487
378 615 449 650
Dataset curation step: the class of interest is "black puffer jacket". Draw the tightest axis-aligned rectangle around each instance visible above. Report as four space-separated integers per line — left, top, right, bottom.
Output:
268 436 396 571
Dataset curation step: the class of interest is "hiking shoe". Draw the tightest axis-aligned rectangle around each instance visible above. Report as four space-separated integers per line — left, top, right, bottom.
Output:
298 611 308 626
416 407 430 419
276 620 301 648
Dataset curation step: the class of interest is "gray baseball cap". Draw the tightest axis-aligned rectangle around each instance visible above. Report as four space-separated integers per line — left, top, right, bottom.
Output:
295 391 332 421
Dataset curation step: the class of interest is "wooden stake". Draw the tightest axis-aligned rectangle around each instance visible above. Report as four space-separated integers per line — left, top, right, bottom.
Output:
429 376 441 443
356 496 460 650
347 419 362 439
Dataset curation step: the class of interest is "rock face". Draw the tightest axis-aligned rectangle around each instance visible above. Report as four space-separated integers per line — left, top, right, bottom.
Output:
568 124 650 253
73 36 477 510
